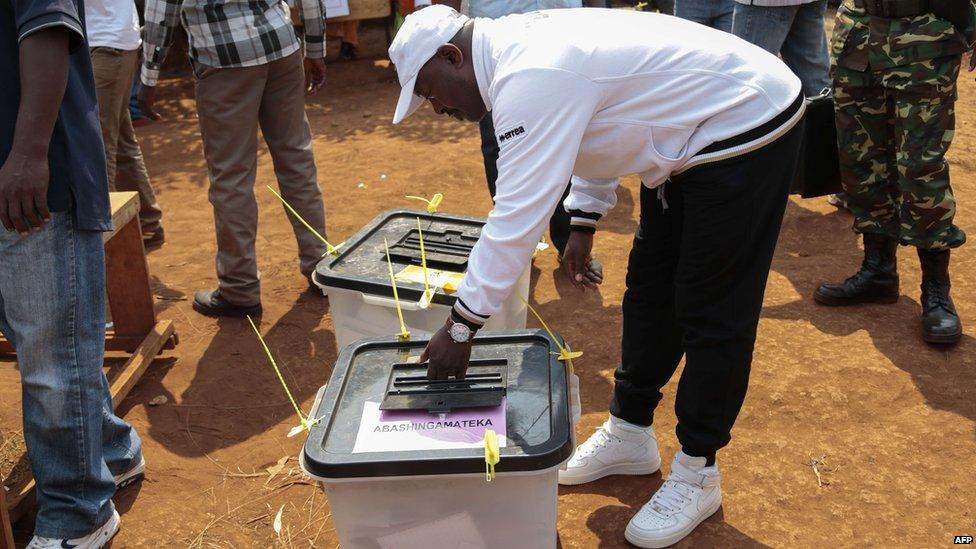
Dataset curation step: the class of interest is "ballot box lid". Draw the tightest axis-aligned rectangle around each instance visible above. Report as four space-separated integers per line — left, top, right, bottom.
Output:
301 330 573 479
313 209 486 307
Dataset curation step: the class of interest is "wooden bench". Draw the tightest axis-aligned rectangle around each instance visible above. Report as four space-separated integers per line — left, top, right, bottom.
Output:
1 482 12 549
1 191 177 536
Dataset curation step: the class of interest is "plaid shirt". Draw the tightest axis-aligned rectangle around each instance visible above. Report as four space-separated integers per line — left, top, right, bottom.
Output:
141 0 325 86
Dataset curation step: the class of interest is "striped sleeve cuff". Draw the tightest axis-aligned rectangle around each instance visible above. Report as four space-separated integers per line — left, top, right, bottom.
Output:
569 210 601 234
304 35 325 59
141 65 160 87
451 299 488 330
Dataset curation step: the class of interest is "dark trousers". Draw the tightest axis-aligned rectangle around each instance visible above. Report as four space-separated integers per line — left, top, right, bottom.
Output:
609 123 802 460
480 114 572 255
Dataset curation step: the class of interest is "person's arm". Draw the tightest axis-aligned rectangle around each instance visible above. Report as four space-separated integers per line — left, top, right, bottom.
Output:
298 0 326 93
0 0 82 234
422 69 601 380
137 0 182 118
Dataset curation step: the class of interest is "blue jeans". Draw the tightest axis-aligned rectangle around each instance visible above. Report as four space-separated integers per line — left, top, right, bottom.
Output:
674 0 734 31
0 213 141 538
731 0 832 97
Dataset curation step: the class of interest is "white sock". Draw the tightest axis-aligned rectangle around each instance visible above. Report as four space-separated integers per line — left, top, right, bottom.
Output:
608 414 653 435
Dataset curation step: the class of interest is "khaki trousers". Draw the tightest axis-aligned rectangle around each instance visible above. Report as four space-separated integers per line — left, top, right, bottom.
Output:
90 46 163 234
194 50 327 306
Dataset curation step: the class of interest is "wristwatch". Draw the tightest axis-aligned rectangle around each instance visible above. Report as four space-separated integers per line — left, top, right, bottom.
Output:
446 319 474 343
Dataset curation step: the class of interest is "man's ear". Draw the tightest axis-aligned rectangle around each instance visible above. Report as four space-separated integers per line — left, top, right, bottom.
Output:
435 44 464 68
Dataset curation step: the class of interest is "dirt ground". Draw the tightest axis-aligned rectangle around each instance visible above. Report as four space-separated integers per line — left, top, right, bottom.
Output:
3 21 976 549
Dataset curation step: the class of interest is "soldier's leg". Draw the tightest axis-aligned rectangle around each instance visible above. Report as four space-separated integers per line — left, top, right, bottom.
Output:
835 69 899 238
890 56 965 343
815 67 900 306
890 61 966 251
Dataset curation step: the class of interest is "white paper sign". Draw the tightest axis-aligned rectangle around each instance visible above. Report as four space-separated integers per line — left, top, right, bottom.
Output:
325 0 350 18
352 400 507 454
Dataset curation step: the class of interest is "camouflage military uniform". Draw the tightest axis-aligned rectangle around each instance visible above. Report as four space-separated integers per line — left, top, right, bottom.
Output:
831 0 975 250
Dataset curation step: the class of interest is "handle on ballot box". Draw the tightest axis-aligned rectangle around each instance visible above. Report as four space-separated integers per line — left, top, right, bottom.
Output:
362 292 427 311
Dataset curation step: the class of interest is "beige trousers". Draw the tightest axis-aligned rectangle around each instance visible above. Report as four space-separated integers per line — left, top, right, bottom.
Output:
194 50 327 306
90 46 163 234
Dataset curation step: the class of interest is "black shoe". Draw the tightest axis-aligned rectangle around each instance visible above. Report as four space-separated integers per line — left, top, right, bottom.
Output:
814 233 900 306
339 41 357 61
918 248 962 345
306 273 326 296
143 227 165 251
192 289 262 318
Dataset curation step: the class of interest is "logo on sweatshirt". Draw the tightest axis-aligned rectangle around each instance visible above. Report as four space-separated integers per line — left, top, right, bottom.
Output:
497 123 527 145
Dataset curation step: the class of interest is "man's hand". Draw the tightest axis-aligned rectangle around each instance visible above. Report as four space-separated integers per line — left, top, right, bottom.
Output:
304 58 326 95
0 151 51 234
420 320 473 381
137 84 162 121
562 231 604 291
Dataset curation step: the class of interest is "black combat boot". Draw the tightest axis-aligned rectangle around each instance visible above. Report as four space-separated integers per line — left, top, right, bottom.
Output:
917 248 962 345
815 233 899 306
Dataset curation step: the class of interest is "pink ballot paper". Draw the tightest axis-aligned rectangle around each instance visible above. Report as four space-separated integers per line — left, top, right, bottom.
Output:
352 398 507 454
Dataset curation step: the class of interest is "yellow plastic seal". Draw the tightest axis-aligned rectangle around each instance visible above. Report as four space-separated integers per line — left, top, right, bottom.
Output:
484 429 500 482
405 193 444 213
416 218 435 309
518 296 583 373
246 315 318 436
267 185 341 256
384 238 411 341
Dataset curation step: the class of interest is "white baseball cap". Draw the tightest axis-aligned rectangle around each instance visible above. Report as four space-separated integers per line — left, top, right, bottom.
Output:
388 5 470 124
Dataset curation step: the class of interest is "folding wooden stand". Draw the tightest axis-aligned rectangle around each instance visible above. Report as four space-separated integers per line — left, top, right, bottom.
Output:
1 192 177 535
1 481 13 549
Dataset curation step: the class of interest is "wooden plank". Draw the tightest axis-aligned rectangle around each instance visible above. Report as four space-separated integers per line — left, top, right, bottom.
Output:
106 191 140 244
110 321 175 408
2 331 177 355
105 332 178 353
5 479 32 526
104 210 156 341
1 478 14 549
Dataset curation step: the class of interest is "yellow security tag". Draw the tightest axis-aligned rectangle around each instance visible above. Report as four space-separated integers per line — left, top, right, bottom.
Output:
267 185 341 256
518 296 582 374
559 349 584 361
416 218 434 309
484 429 500 482
439 272 465 293
247 315 319 436
405 193 444 213
384 238 411 341
394 265 466 294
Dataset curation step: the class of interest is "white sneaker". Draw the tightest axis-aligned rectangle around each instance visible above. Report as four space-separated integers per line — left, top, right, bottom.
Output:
113 455 145 489
558 416 661 486
625 451 722 548
28 507 120 549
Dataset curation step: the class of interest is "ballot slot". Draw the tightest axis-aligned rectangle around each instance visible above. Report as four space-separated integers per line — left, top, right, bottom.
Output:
380 359 508 413
386 228 477 270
